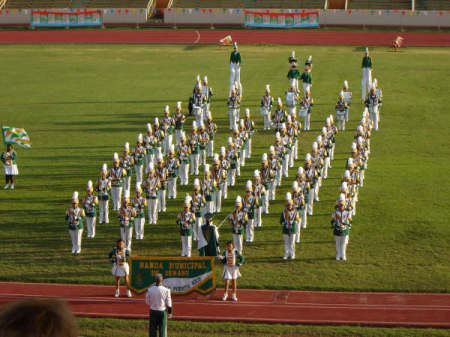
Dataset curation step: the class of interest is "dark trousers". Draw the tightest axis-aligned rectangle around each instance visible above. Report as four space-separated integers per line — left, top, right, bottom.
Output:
149 309 167 337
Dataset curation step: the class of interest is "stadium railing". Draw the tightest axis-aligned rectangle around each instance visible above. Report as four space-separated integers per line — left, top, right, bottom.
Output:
348 0 411 9
415 0 450 10
82 0 151 8
4 0 74 8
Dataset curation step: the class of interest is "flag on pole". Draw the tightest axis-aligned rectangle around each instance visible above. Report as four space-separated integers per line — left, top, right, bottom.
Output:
393 36 404 49
2 126 32 148
219 35 233 45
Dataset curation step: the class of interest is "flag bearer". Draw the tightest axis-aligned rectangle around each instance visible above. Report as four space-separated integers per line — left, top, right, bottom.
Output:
228 196 248 254
96 164 111 224
142 163 160 225
133 134 146 187
2 144 18 190
178 196 195 257
133 185 147 240
66 191 85 255
332 193 352 261
110 153 127 211
166 144 180 200
198 212 219 257
83 180 98 238
121 142 134 199
280 192 299 260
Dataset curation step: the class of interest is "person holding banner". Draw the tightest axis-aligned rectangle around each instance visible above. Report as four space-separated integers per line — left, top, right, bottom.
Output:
109 239 132 298
361 47 373 101
229 42 242 97
145 273 172 337
177 196 195 257
219 240 244 302
2 144 18 190
198 212 219 257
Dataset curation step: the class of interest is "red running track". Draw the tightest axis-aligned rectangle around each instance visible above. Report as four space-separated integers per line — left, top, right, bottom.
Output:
0 30 450 46
0 282 449 327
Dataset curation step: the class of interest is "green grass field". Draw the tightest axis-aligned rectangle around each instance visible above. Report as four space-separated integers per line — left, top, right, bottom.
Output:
0 44 449 336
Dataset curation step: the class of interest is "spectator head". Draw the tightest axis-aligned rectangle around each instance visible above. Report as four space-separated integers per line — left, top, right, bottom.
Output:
155 273 163 286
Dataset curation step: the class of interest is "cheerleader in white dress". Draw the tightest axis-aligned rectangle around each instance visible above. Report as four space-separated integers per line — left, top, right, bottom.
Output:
219 241 244 302
109 239 132 298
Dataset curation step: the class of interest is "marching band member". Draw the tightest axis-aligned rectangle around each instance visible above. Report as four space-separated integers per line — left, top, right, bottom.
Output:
305 55 312 70
287 53 300 93
286 115 299 165
253 170 266 225
191 179 205 241
66 191 85 255
280 125 292 176
219 146 230 199
226 138 238 187
280 192 300 260
365 86 380 131
373 78 383 121
322 127 332 179
177 131 190 186
272 98 286 132
83 180 98 238
361 47 373 101
118 198 136 251
153 118 165 159
335 91 348 131
342 80 352 122
212 155 226 213
96 164 111 224
174 101 186 145
243 180 257 243
260 84 274 130
177 196 195 257
300 64 312 95
166 144 180 199
296 167 308 229
201 164 216 214
299 88 314 131
133 185 147 240
228 196 248 254
109 239 132 298
332 193 352 261
219 240 244 302
229 42 242 97
227 85 240 130
109 153 127 211
199 122 209 166
198 213 219 257
206 112 217 158
2 144 18 190
311 141 323 202
243 109 255 158
238 120 248 167
133 134 146 187
161 105 175 155
202 76 213 120
144 123 156 172
268 146 280 196
155 154 168 213
327 115 338 160
231 126 243 176
192 82 205 126
304 153 317 216
259 156 273 212
286 85 299 116
189 121 201 175
292 181 304 244
142 163 160 225
121 142 134 199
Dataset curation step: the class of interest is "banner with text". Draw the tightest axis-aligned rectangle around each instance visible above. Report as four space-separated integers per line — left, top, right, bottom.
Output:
244 10 319 28
129 256 216 295
31 9 102 27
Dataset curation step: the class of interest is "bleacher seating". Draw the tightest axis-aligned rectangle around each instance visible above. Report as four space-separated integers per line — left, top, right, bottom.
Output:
172 0 243 8
348 0 411 10
5 0 73 8
82 0 151 7
415 0 450 10
172 0 324 8
4 0 151 8
254 0 324 8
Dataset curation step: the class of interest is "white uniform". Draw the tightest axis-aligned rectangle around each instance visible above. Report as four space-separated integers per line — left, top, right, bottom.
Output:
66 206 84 254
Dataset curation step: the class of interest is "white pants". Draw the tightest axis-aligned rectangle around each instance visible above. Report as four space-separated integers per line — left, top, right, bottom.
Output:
288 107 296 116
283 234 296 259
214 189 222 212
370 107 379 131
289 149 294 168
276 168 282 187
69 229 83 253
240 150 246 167
123 176 131 199
175 129 183 145
360 170 365 187
168 177 177 199
331 143 335 161
145 153 154 172
194 216 202 241
270 181 276 200
263 193 269 214
158 190 166 212
314 179 320 201
296 222 301 243
99 200 109 224
111 187 122 211
181 235 192 257
245 219 254 242
337 118 346 131
246 139 252 158
200 149 207 166
194 107 203 126
282 155 289 177
207 141 214 157
307 188 315 216
163 134 173 155
290 78 299 93
120 227 133 251
190 154 199 175
335 235 349 260
134 217 145 240
228 109 238 130
293 139 298 160
303 114 310 131
229 63 241 95
205 200 215 214
232 233 243 254
323 157 330 179
345 107 350 122
147 198 158 224
255 207 262 227
263 114 272 130
301 207 307 229
302 82 311 95
227 168 236 186
236 159 241 176
223 182 228 199
180 163 189 185
203 104 210 122
86 216 96 238
135 165 143 186
361 68 372 100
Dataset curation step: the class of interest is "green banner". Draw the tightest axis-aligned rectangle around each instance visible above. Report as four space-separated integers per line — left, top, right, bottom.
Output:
129 256 216 295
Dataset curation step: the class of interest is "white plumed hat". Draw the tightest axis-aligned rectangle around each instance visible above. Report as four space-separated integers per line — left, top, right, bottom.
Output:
339 193 346 202
292 181 299 191
365 47 369 54
245 108 250 117
193 178 200 186
344 80 349 88
154 117 159 125
269 145 275 153
254 169 260 178
277 97 282 106
124 142 130 151
196 74 200 82
321 126 327 134
72 191 79 203
220 146 226 155
214 153 219 162
341 182 348 190
203 75 208 83
87 180 93 191
343 170 350 178
275 132 281 139
235 195 242 204
265 84 270 92
177 101 182 109
149 162 154 171
192 121 197 129
326 117 331 125
137 133 143 143
113 152 119 162
204 164 210 172
351 142 357 151
164 105 169 113
285 192 292 201
233 41 238 48
262 153 268 161
305 153 312 162
312 142 318 150
101 163 108 173
169 144 175 153
246 180 253 191
147 123 152 131
297 166 304 174
227 137 233 145
340 90 344 97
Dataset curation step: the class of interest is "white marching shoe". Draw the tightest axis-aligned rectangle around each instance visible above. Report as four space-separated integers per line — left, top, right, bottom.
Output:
114 289 120 297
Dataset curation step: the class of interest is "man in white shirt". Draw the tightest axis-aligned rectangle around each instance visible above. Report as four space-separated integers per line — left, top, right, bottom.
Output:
145 274 172 337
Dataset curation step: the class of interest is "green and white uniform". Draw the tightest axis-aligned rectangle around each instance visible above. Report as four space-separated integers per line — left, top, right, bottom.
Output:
133 196 147 240
82 194 98 238
66 206 85 254
177 209 195 257
280 207 299 259
229 47 242 96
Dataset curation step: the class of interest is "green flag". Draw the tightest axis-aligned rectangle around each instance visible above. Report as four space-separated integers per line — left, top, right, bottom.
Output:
2 126 32 148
